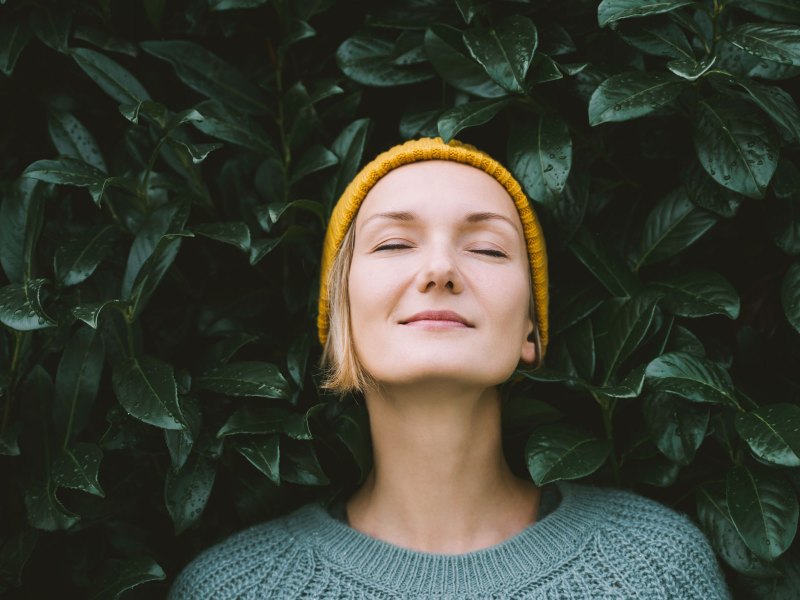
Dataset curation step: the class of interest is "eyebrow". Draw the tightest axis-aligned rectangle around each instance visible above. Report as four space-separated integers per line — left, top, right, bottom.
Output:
361 210 518 230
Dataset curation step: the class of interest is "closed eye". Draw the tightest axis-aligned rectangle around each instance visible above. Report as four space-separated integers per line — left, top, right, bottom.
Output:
375 243 411 251
473 249 507 258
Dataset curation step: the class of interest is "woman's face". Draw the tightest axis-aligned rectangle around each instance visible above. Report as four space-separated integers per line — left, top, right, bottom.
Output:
348 160 536 388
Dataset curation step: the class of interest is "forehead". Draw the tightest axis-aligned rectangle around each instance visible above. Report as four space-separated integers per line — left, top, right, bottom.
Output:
355 160 521 227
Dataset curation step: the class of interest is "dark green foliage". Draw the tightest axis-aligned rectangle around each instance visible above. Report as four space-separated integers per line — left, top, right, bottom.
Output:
0 0 798 597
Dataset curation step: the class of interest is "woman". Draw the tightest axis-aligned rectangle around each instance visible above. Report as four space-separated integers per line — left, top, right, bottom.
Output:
170 137 731 598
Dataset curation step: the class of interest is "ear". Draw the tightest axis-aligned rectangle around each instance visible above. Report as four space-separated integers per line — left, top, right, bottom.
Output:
519 318 538 366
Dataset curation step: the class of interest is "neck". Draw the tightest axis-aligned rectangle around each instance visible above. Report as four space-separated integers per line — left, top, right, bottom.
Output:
345 381 540 554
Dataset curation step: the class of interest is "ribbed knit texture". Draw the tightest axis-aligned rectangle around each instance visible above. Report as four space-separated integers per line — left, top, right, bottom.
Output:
169 482 731 599
316 136 549 358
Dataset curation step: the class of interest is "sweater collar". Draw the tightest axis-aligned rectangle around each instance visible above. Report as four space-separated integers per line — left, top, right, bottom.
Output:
286 482 601 595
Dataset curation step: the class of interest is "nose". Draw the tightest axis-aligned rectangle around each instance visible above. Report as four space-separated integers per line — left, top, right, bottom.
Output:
416 242 463 293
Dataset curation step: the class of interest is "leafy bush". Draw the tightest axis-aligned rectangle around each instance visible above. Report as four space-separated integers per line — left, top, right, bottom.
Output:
1 0 799 597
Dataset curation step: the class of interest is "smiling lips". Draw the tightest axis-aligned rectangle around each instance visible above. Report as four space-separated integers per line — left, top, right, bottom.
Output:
400 310 473 328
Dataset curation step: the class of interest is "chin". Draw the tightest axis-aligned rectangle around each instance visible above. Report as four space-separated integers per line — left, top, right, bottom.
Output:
365 360 514 388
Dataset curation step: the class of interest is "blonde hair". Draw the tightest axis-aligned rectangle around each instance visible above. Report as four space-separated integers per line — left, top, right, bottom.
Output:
318 222 542 396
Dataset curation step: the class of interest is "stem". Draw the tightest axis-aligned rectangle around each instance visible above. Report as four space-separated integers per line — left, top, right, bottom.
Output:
593 391 620 484
1 332 24 433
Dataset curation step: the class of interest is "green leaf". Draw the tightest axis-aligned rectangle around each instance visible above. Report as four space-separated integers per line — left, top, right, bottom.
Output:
502 397 563 431
52 443 104 497
684 161 745 218
726 465 799 561
337 33 434 87
327 118 371 207
209 0 270 10
53 326 105 445
617 21 694 60
562 318 595 382
650 269 740 319
568 227 640 296
424 25 506 98
332 404 372 479
141 40 269 115
0 279 56 331
697 482 780 576
462 15 538 94
738 555 800 599
736 404 800 467
598 0 695 27
249 236 283 265
594 292 662 383
645 351 739 406
643 392 709 465
729 0 800 23
217 405 309 439
166 138 223 164
437 98 509 143
23 156 106 185
87 556 166 600
588 72 685 126
589 364 647 398
127 235 187 319
281 441 329 485
29 6 71 53
54 225 118 287
730 76 800 142
164 397 200 472
454 0 484 24
71 47 150 105
197 333 259 373
552 281 606 334
24 480 79 532
193 222 251 253
726 24 800 67
507 114 572 203
633 187 718 268
287 333 311 387
72 299 128 329
0 529 38 587
112 356 185 430
528 53 564 85
0 20 32 76
122 203 188 298
525 423 611 485
400 106 439 139
48 111 107 172
693 96 779 199
290 144 338 183
0 178 45 284
667 55 716 81
73 25 139 57
195 361 290 399
257 200 324 233
235 434 280 484
782 261 800 333
0 422 21 456
190 100 277 156
165 453 216 535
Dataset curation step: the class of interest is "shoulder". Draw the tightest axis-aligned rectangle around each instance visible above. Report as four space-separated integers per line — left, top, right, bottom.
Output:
168 502 319 600
559 482 731 599
561 481 705 538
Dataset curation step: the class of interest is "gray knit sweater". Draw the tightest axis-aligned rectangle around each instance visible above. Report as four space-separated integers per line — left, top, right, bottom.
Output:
169 482 731 599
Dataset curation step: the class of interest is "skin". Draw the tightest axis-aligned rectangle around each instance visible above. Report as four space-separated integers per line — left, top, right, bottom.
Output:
345 160 541 554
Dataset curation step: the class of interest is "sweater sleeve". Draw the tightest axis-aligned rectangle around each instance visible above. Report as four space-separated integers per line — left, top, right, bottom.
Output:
601 489 732 600
642 510 731 599
167 521 297 600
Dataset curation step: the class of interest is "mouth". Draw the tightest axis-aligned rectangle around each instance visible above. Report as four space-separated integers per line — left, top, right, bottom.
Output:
400 310 473 327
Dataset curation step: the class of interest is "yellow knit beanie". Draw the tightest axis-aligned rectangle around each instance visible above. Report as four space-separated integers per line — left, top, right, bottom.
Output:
317 136 549 360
